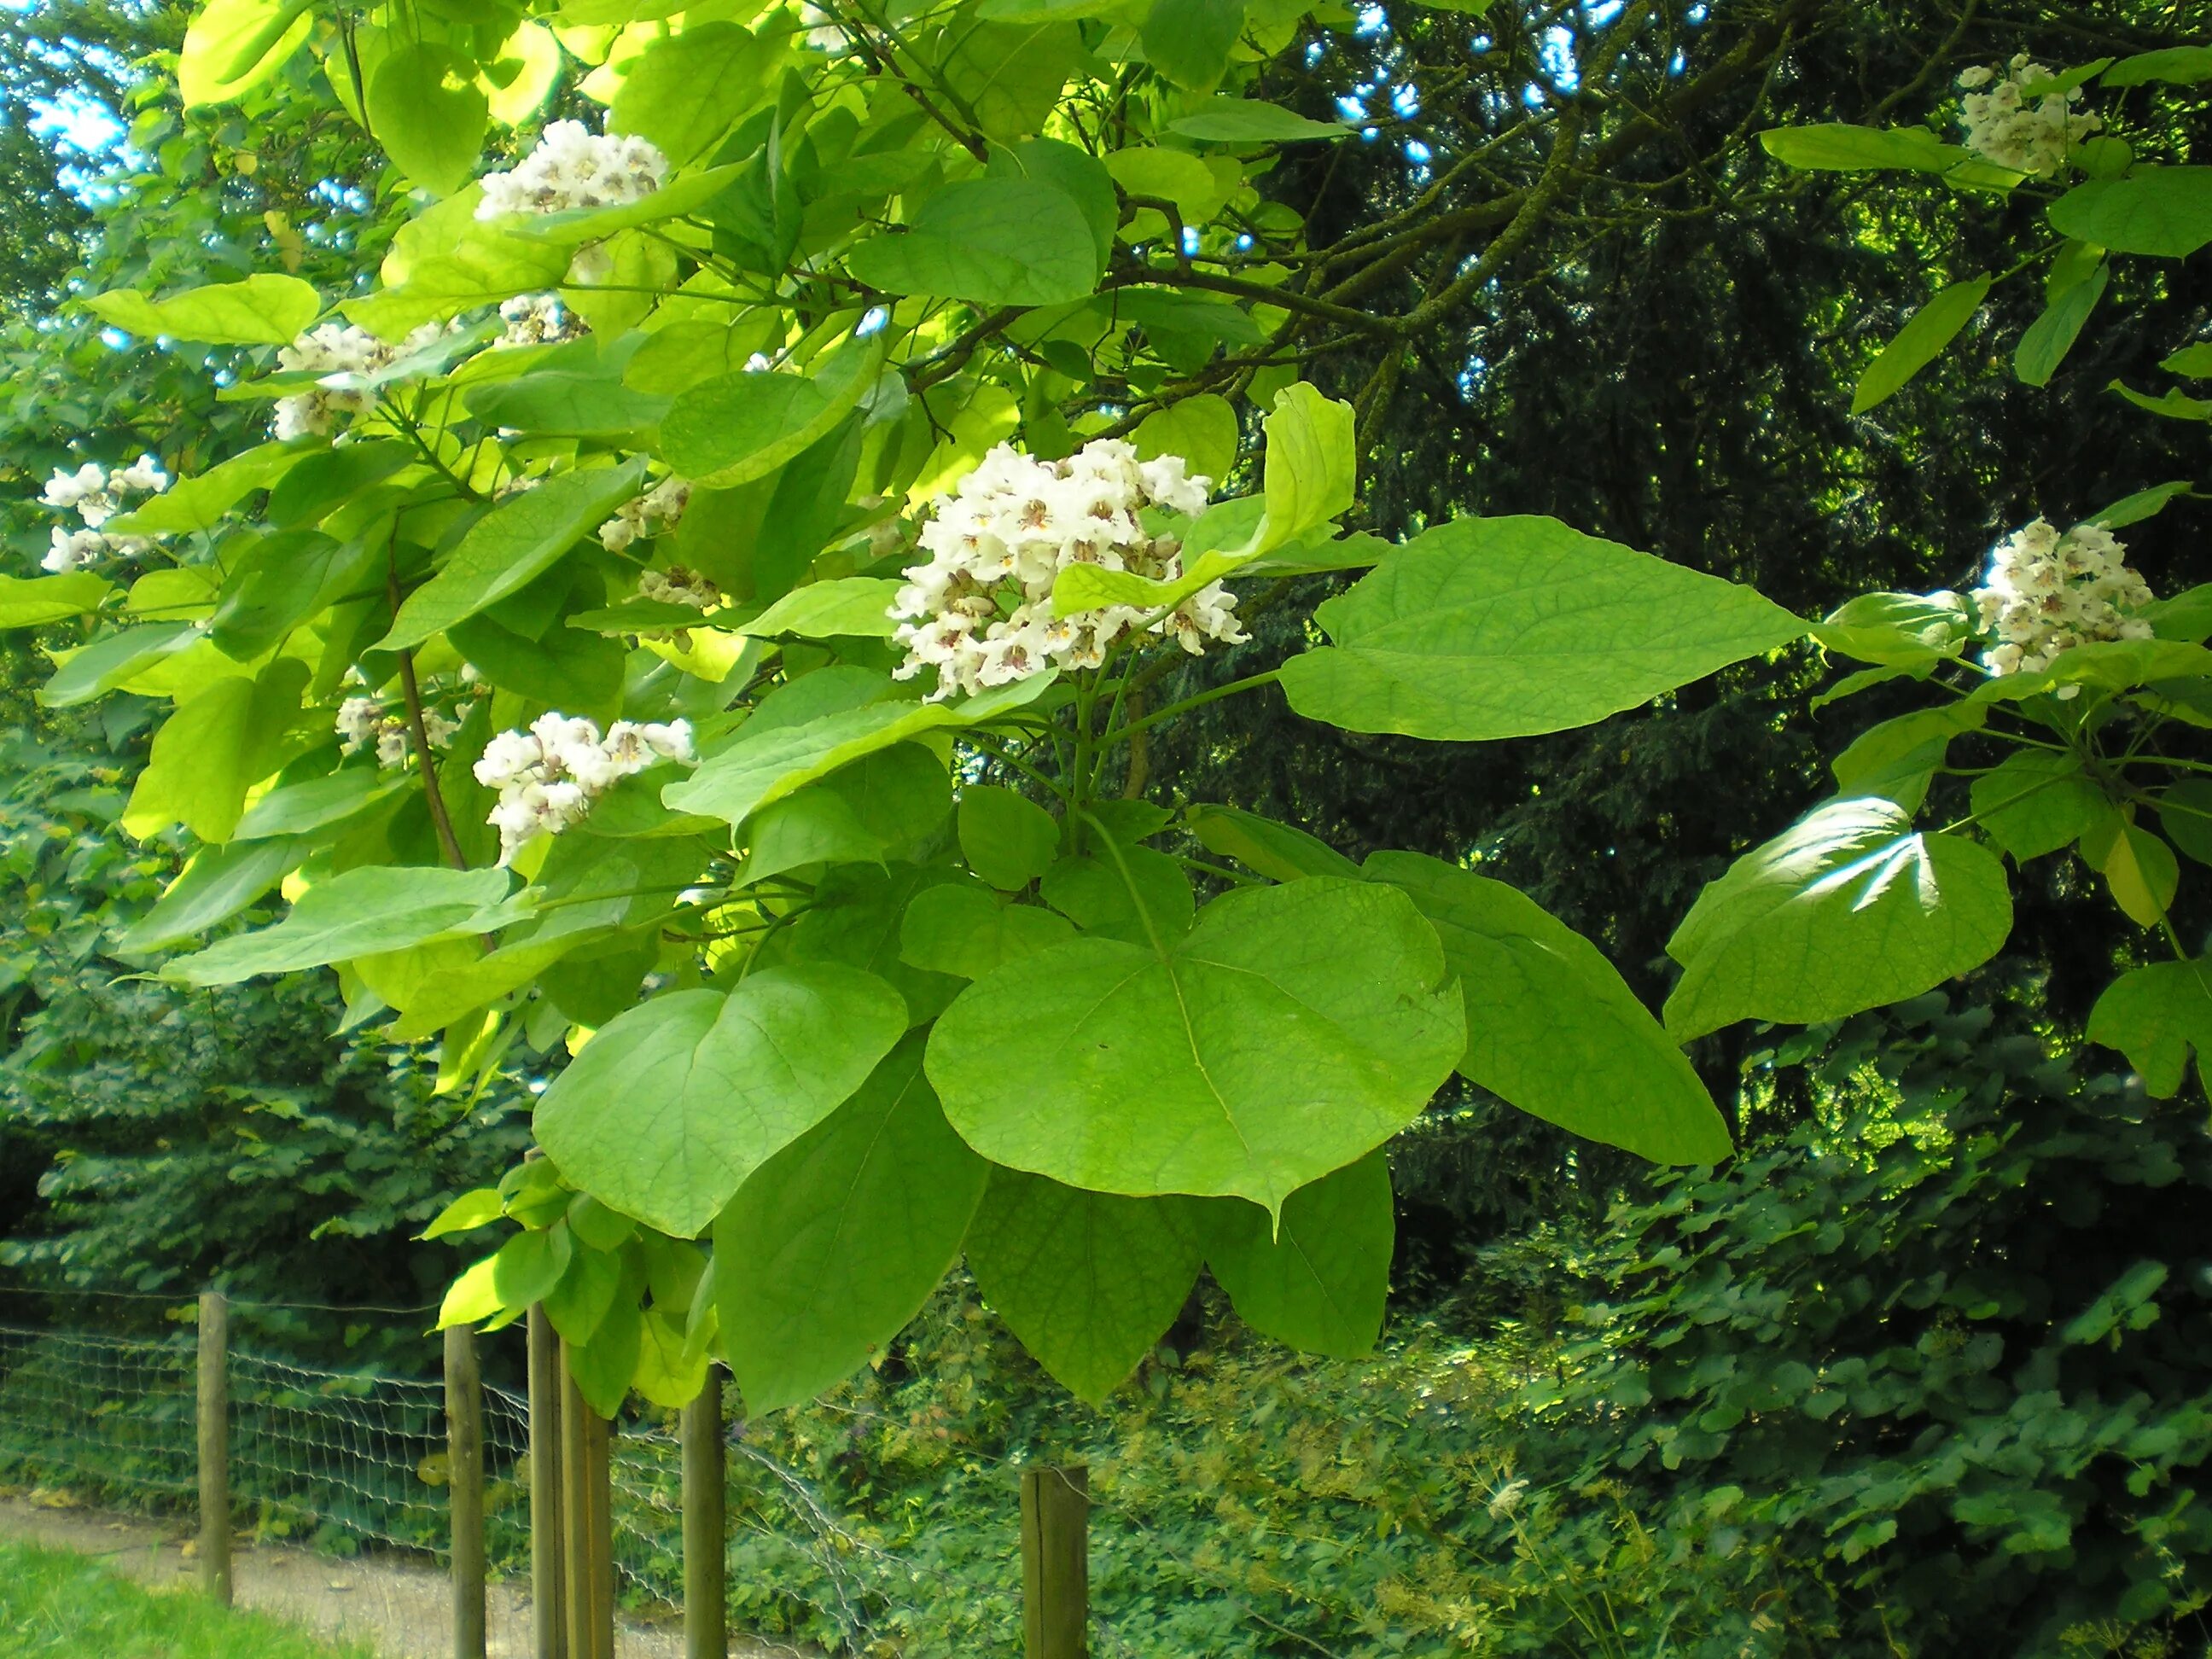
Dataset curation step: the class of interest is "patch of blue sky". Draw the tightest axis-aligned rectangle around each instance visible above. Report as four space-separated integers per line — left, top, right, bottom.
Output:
1353 3 1387 35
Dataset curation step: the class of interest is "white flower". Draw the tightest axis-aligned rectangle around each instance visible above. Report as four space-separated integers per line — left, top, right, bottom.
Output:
473 729 543 789
1970 516 2155 681
475 120 668 220
116 456 170 495
271 322 441 442
637 565 719 612
40 462 108 513
474 712 696 863
42 527 107 573
340 696 457 768
335 696 383 752
798 2 849 53
606 719 696 765
598 475 691 552
36 455 169 561
1487 1478 1530 1522
889 438 1237 700
498 293 584 348
375 725 411 769
1957 54 2101 176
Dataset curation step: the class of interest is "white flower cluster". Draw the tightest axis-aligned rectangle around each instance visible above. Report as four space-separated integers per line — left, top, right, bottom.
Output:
599 476 692 553
475 121 668 219
798 2 850 52
889 439 1240 700
1972 517 2153 683
637 565 720 611
474 712 697 863
498 294 585 348
1957 55 2101 176
38 456 168 572
273 321 442 442
337 696 460 770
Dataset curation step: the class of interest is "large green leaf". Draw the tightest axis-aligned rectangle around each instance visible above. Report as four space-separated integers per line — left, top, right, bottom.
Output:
162 865 517 987
209 531 364 661
737 744 950 885
734 578 904 639
177 0 310 106
234 769 410 839
1970 751 2116 861
714 1037 987 1412
1369 852 1730 1164
899 884 1074 979
659 342 877 489
610 20 787 166
846 179 1103 308
2015 264 2107 388
1142 0 1243 90
2048 169 2212 259
1205 1153 1392 1359
1166 99 1347 143
928 876 1463 1215
84 274 321 346
1829 704 1985 814
664 676 1050 829
1758 124 1970 173
380 460 645 650
367 44 487 197
103 444 307 536
463 370 670 439
1277 515 1802 740
1255 380 1355 553
2087 958 2212 1097
2103 47 2212 87
343 193 571 336
534 968 908 1238
938 21 1081 141
0 572 111 630
120 660 307 843
117 836 310 952
1134 392 1239 479
1851 276 1990 413
38 623 198 707
1186 806 1359 883
958 785 1060 890
965 1169 1205 1401
1663 800 2013 1039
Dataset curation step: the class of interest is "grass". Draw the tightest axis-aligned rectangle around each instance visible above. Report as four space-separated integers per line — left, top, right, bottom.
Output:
0 1537 376 1659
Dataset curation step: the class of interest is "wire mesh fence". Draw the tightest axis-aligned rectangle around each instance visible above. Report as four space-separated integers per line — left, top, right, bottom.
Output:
0 1290 1346 1658
0 1322 198 1510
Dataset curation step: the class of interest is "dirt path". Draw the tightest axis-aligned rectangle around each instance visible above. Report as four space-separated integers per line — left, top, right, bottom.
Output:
0 1493 800 1658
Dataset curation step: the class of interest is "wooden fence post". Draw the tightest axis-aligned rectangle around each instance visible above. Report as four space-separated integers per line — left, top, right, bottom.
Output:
1021 1464 1088 1659
445 1325 486 1659
584 1404 614 1659
196 1289 231 1608
681 1369 726 1659
558 1342 615 1659
528 1307 568 1659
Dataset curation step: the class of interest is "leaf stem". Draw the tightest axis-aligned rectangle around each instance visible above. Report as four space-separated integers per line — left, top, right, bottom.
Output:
1099 669 1284 749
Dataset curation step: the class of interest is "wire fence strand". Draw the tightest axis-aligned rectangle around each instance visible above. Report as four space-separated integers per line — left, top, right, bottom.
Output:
0 1301 1323 1657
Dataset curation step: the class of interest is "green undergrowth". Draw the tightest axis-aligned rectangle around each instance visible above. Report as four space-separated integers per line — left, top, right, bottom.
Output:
713 1290 1807 1657
0 1536 375 1659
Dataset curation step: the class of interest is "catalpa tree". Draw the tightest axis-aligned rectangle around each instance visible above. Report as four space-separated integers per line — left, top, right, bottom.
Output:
4 1 2207 1412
